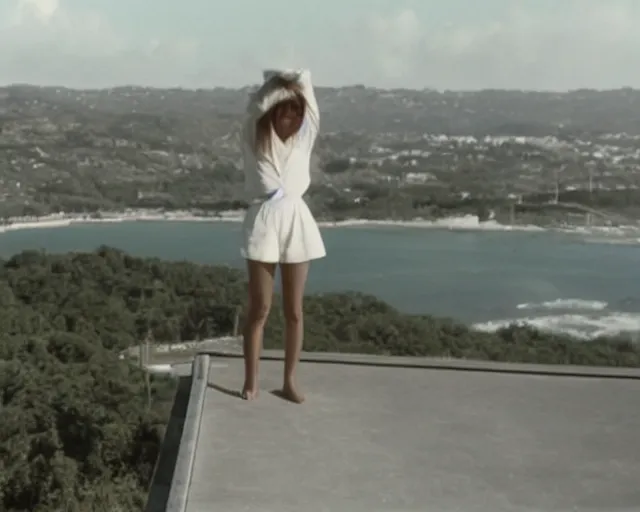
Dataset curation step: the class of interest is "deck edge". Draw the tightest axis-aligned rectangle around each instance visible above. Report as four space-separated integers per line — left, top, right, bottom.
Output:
165 353 210 512
198 350 640 380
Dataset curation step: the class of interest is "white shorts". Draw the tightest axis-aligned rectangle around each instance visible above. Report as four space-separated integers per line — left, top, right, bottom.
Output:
241 192 326 264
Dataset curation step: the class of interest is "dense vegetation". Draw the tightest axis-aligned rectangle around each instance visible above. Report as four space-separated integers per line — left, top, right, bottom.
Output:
1 247 638 511
0 248 246 512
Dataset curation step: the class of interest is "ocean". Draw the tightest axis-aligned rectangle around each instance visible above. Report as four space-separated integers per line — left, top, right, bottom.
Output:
1 221 639 339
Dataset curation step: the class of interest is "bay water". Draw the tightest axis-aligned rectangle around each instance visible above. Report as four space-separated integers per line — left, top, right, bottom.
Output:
1 221 639 339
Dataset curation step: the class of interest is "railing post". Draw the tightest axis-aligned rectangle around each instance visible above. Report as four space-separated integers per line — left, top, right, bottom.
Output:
233 305 241 337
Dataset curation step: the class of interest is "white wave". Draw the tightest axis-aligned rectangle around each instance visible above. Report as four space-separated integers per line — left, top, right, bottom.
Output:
581 236 640 246
319 214 545 232
560 224 640 245
516 298 608 311
473 312 640 340
558 224 640 236
0 219 72 232
0 210 245 234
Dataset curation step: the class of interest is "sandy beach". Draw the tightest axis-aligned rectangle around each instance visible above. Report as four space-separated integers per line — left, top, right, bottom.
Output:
1 209 640 242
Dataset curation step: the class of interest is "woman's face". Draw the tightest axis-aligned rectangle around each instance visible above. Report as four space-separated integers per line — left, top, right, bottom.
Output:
272 98 304 141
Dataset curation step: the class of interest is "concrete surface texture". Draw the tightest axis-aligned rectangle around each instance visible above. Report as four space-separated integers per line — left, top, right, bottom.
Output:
184 355 640 512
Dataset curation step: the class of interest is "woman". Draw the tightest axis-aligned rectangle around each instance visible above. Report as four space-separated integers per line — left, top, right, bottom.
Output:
240 69 325 403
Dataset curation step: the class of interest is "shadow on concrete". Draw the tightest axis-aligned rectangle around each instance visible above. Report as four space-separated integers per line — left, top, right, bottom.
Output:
208 382 243 399
270 388 306 404
145 375 192 512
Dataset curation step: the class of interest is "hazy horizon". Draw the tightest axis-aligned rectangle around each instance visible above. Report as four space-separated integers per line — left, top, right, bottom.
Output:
4 81 640 95
2 0 639 91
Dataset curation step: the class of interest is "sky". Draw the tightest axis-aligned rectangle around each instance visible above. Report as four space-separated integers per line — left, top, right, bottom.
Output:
1 0 639 91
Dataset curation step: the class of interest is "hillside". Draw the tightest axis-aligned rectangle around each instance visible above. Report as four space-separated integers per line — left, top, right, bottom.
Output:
0 247 638 511
2 85 640 225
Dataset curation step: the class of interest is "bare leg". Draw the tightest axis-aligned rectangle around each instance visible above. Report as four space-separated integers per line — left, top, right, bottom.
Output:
280 261 310 404
242 260 276 400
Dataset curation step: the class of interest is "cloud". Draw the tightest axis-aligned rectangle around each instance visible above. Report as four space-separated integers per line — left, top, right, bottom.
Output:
360 2 640 90
5 0 123 56
367 9 423 80
1 0 199 88
12 0 60 23
1 0 639 90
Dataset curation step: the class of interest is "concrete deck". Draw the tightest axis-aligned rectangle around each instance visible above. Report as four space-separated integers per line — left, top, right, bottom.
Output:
170 353 640 512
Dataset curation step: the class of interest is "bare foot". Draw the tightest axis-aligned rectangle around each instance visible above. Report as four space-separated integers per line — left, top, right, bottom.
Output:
281 382 305 404
242 382 259 401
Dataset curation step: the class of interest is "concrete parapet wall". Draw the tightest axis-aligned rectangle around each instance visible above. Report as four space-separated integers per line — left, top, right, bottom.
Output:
164 354 210 512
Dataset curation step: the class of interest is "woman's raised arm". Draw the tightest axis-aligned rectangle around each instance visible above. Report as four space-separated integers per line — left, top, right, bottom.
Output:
242 69 320 152
261 69 320 129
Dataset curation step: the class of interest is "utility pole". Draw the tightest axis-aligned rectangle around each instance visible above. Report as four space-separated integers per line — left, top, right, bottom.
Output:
145 329 151 366
144 328 152 410
553 164 566 204
587 162 595 198
138 341 145 370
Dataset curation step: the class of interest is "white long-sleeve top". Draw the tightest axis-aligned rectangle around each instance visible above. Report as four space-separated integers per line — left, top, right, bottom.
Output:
241 69 320 201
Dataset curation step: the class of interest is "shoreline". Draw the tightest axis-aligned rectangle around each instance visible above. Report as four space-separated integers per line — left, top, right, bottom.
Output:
1 211 639 340
1 209 640 241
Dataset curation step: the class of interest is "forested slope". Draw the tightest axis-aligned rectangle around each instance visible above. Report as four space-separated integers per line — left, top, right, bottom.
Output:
0 247 638 511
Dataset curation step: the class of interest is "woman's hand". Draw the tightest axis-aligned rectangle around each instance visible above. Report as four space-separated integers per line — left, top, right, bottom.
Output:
262 69 302 84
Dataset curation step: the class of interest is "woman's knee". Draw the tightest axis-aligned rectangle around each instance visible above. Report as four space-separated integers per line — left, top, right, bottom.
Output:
245 260 276 327
280 262 309 325
283 304 303 324
248 300 271 325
